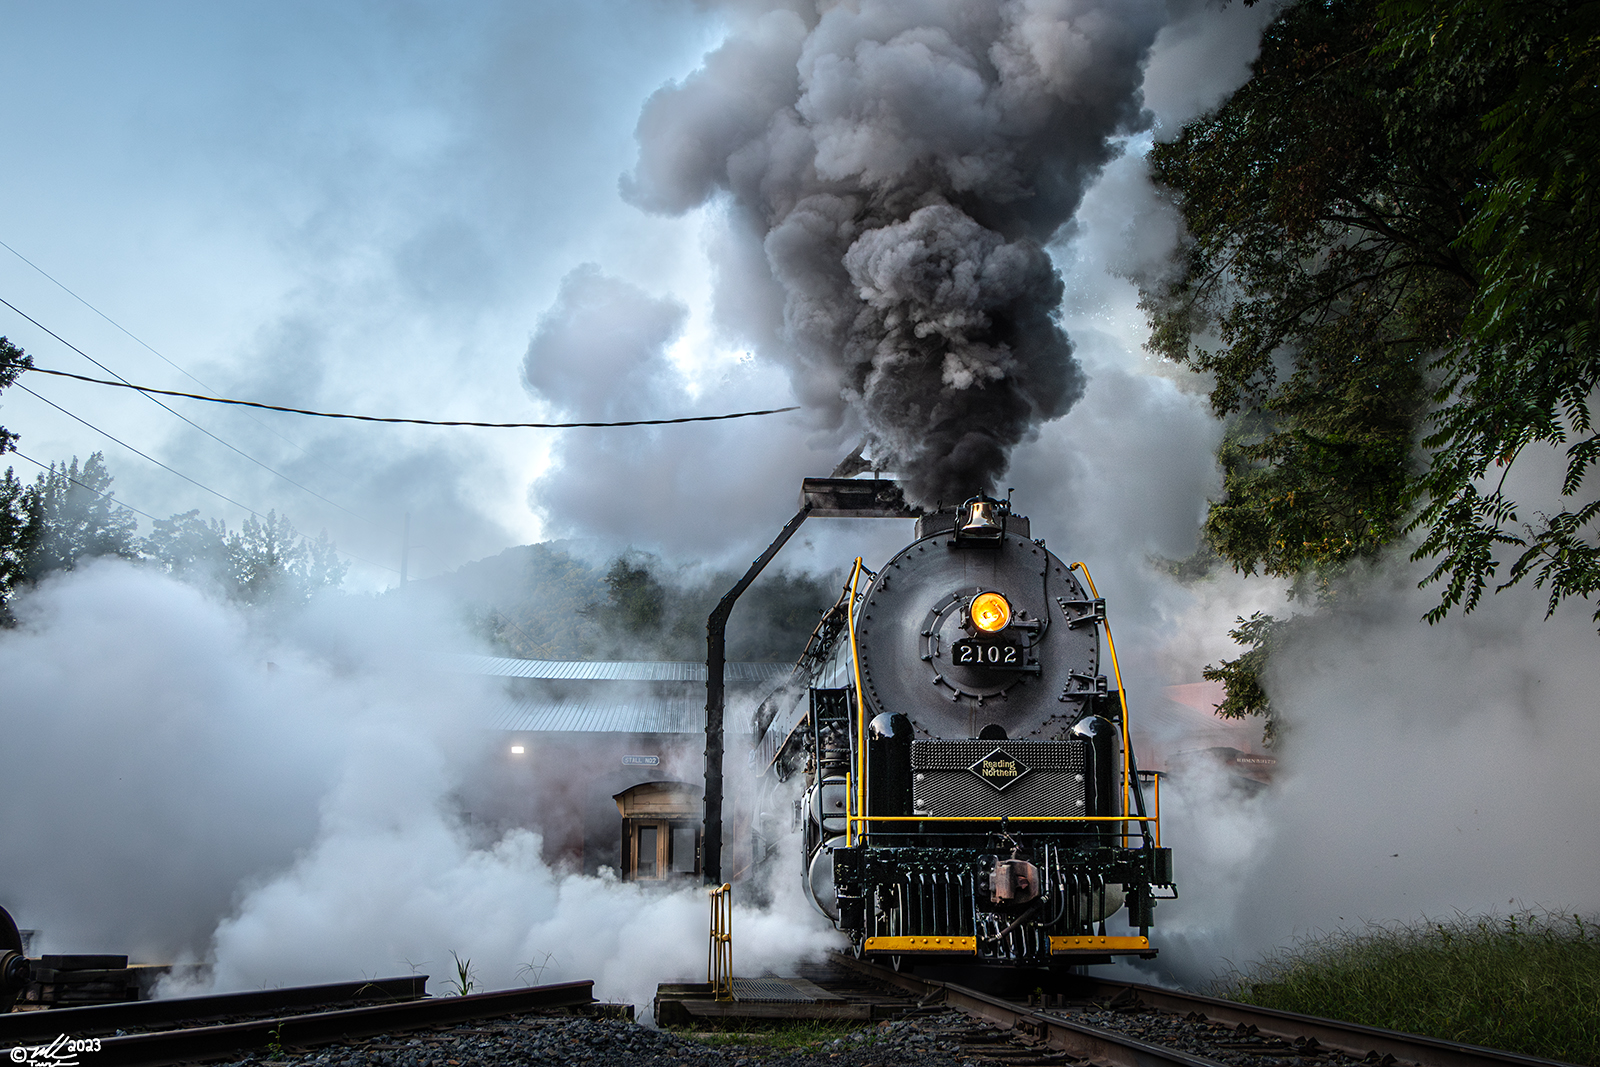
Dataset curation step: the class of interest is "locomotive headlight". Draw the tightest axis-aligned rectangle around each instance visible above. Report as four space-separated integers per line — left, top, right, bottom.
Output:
970 591 1011 632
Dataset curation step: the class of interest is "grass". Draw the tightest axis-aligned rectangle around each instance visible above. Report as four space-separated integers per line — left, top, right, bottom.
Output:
673 1019 865 1049
1216 912 1600 1065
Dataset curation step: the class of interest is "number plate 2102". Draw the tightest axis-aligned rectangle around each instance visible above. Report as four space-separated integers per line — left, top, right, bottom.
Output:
950 638 1025 669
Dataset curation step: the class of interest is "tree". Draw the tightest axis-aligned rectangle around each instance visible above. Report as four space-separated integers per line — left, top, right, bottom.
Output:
225 510 347 605
1142 0 1485 597
0 338 27 457
0 468 33 609
1383 0 1600 621
22 453 140 580
144 509 348 606
1142 0 1600 730
0 339 32 611
591 554 668 638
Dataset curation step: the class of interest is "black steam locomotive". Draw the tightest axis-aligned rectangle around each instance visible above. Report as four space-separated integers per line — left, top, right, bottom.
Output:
754 494 1174 965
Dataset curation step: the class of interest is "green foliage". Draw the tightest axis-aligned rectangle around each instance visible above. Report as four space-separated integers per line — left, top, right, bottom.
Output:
454 544 839 663
264 1023 286 1060
675 1019 862 1047
1383 0 1600 622
22 453 140 580
1142 0 1473 595
445 951 476 997
0 468 36 608
0 338 29 456
1200 612 1287 741
1220 912 1600 1064
142 508 348 606
1144 0 1600 626
0 340 346 615
460 544 609 659
589 553 668 637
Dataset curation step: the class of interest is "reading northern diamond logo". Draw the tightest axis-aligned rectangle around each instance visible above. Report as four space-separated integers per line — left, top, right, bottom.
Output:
969 747 1031 791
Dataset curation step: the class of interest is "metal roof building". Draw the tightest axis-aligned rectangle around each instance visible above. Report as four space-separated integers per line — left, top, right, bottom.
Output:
437 654 790 881
440 654 790 735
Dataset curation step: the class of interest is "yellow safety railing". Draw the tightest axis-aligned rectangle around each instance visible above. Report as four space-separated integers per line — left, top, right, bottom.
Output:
846 558 869 847
1070 562 1141 847
707 882 732 1001
840 556 1159 849
1150 772 1161 846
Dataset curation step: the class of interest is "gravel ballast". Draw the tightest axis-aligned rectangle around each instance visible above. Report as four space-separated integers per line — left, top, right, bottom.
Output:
209 1011 994 1067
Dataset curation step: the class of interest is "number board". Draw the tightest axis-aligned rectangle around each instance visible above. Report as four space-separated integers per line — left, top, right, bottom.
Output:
950 637 1026 669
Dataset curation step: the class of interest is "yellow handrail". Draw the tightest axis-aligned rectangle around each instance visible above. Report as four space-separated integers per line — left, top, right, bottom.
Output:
707 882 732 1001
848 814 1156 825
1152 773 1161 846
1069 562 1136 845
845 558 869 847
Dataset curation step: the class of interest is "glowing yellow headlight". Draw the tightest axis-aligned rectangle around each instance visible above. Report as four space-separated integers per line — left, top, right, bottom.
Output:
970 592 1011 632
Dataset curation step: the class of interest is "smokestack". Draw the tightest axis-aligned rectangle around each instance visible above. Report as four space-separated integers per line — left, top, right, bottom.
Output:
623 1 1168 505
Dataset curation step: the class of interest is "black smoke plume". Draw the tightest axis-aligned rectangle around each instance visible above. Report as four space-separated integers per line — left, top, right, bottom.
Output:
623 0 1168 504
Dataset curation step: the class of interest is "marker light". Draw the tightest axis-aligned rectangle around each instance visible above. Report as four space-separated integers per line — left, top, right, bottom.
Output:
970 592 1011 632
510 745 525 755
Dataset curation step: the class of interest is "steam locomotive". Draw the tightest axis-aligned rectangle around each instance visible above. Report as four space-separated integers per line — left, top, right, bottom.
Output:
754 494 1174 966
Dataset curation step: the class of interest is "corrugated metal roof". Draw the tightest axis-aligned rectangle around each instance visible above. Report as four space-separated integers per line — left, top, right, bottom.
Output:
440 654 789 684
487 695 705 734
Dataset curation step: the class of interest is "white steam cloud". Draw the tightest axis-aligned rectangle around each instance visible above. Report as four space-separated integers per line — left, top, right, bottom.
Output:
1125 562 1600 989
0 563 835 1011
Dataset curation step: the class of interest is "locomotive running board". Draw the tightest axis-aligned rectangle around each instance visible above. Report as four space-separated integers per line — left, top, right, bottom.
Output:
1049 935 1154 957
865 936 977 953
862 935 1153 957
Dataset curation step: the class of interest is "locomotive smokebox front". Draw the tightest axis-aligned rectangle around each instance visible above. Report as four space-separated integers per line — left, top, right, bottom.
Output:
848 498 1104 742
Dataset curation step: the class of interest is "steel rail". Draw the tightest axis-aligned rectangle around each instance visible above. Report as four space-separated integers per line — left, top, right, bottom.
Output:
835 955 1228 1067
1074 978 1579 1067
0 975 426 1044
831 953 1577 1067
4 980 594 1067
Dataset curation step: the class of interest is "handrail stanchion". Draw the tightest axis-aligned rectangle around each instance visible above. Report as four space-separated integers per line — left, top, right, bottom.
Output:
708 883 733 1001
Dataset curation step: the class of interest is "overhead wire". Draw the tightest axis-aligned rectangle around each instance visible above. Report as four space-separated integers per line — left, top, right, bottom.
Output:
0 278 409 572
0 264 795 583
23 365 802 428
14 381 268 519
9 429 401 576
8 447 162 523
0 237 324 461
0 295 372 523
0 268 401 574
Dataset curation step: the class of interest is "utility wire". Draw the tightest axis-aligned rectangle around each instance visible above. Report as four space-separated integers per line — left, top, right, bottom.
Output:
8 447 162 522
0 237 324 461
16 382 268 519
10 429 400 576
0 295 371 523
23 365 801 428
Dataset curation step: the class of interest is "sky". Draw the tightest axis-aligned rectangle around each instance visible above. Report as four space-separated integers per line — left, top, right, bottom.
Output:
0 1 730 585
0 0 1266 592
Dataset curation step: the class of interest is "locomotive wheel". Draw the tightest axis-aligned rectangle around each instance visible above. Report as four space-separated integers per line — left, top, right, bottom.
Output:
0 906 20 956
1 904 25 1014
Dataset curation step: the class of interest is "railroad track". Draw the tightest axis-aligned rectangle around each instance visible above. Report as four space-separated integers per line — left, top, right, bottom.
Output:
0 976 597 1067
827 953 1578 1067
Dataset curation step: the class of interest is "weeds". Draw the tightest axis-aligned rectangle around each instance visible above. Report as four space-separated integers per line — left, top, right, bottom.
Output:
1216 911 1600 1065
516 951 558 986
444 951 476 997
675 1020 862 1048
264 1023 286 1060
